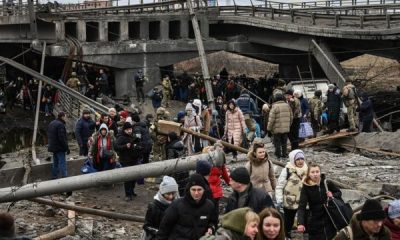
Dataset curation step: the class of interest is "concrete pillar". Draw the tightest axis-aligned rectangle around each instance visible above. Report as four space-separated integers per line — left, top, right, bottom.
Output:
180 18 189 38
140 20 149 40
200 18 209 38
115 66 160 97
120 20 129 41
160 20 169 40
99 21 108 42
55 21 65 41
77 20 86 42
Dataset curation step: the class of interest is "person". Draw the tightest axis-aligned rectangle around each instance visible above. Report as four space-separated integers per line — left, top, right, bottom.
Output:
161 75 173 107
326 84 342 134
261 103 270 134
150 107 170 162
88 123 116 171
5 81 17 111
294 90 309 121
342 82 358 132
42 84 54 117
224 99 247 161
143 176 179 240
0 212 31 240
225 167 274 214
165 131 187 196
384 199 400 239
134 69 146 104
98 69 109 96
334 199 391 240
132 114 152 164
297 162 342 240
47 112 69 179
285 89 301 151
183 103 203 155
96 112 118 134
66 72 80 91
151 87 163 111
156 173 217 240
245 142 276 197
214 207 260 240
309 90 323 137
200 104 211 147
267 93 293 159
271 79 286 102
75 109 95 156
358 92 374 133
114 122 143 201
275 149 308 238
236 89 259 116
257 208 286 240
20 83 32 110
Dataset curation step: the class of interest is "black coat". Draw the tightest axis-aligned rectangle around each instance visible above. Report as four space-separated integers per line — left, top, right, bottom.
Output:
47 118 68 153
143 199 170 239
225 183 274 214
359 99 374 121
297 175 342 240
326 89 342 115
156 192 217 240
75 117 95 146
114 132 142 165
133 121 153 151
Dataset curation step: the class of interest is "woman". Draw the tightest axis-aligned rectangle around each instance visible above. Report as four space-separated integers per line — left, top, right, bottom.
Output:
384 199 400 240
245 142 276 197
275 149 308 238
183 103 203 155
89 123 116 171
143 176 179 240
358 93 374 133
258 208 286 240
297 162 342 240
224 99 246 161
215 207 259 240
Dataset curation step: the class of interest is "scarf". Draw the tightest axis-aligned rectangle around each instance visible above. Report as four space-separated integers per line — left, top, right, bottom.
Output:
96 135 111 163
154 191 173 206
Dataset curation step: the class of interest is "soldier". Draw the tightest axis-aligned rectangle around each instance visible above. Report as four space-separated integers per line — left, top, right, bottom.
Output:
150 107 170 162
342 82 358 132
309 90 323 137
161 75 173 107
66 72 80 91
134 69 146 104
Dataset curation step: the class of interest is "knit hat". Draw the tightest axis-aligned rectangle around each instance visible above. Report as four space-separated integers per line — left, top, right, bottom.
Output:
186 173 207 190
357 199 386 221
123 122 132 130
119 111 128 119
230 167 250 185
159 176 179 195
132 114 140 123
388 200 400 219
196 160 212 176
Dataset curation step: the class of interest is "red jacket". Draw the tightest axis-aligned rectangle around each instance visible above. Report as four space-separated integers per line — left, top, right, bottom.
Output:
208 166 230 199
385 217 400 240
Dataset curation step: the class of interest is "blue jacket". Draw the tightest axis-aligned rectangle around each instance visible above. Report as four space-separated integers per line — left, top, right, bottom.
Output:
47 118 68 153
236 93 259 115
299 96 310 117
75 117 95 147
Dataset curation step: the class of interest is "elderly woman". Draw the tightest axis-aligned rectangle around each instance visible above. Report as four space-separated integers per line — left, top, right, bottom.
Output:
183 103 202 155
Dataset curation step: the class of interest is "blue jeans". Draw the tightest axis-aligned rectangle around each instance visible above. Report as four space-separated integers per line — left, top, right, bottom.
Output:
52 152 67 179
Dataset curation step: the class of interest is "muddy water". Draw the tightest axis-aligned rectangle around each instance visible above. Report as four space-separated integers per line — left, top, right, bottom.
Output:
0 128 47 154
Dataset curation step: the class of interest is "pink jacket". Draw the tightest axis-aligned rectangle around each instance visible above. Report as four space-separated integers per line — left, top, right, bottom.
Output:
224 108 246 146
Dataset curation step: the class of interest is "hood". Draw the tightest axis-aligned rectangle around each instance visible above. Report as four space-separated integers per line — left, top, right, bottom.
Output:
247 151 268 166
220 207 252 234
99 123 109 134
192 99 202 115
240 93 251 98
289 149 305 166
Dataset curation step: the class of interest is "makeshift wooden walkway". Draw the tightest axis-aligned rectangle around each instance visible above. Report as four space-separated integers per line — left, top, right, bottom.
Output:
299 131 359 147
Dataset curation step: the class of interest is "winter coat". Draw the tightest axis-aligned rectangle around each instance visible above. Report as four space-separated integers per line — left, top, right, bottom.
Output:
208 166 230 199
66 77 80 91
297 174 341 240
75 117 95 147
89 124 116 166
214 207 254 240
326 88 342 115
334 213 391 240
224 108 246 146
267 100 293 134
133 121 153 152
201 109 211 134
47 118 68 153
183 113 202 155
114 131 142 165
236 93 259 115
156 187 217 240
299 96 310 118
275 149 308 209
225 183 274 214
384 216 400 240
359 98 374 122
309 96 323 121
287 97 302 119
143 195 171 239
245 152 276 194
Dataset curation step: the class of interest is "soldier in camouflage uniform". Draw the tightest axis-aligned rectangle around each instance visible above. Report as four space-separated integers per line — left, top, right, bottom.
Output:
309 90 323 137
342 82 358 132
161 76 173 107
150 107 170 162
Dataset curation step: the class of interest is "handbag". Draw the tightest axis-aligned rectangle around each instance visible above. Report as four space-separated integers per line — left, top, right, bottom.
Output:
299 121 314 138
323 179 353 231
80 158 97 174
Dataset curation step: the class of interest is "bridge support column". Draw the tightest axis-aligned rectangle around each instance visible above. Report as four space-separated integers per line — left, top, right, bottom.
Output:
99 21 108 42
77 20 86 42
160 20 169 40
200 18 209 38
120 20 129 41
180 18 189 38
140 20 149 40
55 21 65 41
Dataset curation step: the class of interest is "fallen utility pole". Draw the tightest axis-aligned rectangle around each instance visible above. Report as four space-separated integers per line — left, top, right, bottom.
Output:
31 197 145 222
0 152 223 203
186 0 215 111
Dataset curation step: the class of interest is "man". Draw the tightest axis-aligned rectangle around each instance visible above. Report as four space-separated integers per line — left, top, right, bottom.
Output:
285 89 301 151
225 167 274 214
309 90 323 137
156 173 217 239
96 113 118 134
267 93 293 159
75 109 95 156
342 82 358 132
47 112 69 179
161 75 173 107
134 69 146 104
114 122 143 201
334 199 391 240
151 87 162 111
98 69 109 96
132 114 152 164
150 107 170 161
66 72 80 91
326 84 342 134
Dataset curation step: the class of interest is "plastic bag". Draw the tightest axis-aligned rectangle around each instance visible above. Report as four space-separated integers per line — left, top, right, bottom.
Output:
299 121 314 138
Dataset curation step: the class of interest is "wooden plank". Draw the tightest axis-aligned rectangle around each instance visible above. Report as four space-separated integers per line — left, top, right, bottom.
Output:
299 131 358 147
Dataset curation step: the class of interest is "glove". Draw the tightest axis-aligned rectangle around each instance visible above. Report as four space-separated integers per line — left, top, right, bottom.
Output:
66 148 71 155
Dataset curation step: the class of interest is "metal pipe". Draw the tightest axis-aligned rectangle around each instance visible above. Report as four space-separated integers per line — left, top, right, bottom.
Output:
31 197 145 222
0 152 222 203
